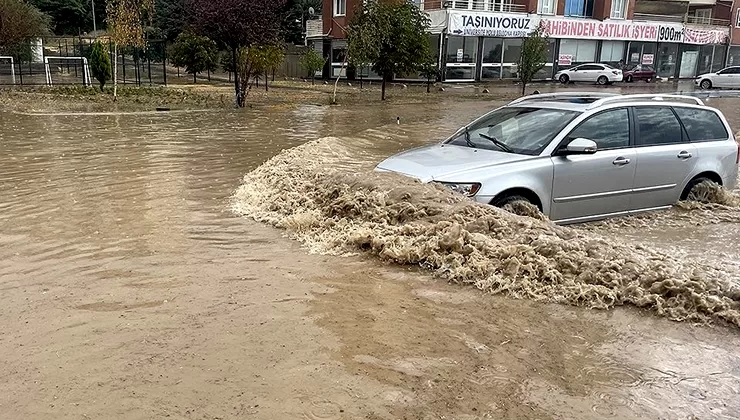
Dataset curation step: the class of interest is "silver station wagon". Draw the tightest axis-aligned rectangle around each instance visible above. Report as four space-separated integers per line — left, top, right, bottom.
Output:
376 93 739 224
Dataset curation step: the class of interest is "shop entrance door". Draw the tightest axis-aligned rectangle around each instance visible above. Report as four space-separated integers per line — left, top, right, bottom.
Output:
679 51 698 78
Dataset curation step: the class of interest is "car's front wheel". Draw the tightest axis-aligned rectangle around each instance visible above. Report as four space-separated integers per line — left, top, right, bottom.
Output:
625 75 633 82
493 195 545 219
700 79 712 90
597 75 609 85
559 74 569 84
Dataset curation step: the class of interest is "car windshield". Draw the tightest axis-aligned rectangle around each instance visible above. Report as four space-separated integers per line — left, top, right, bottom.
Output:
446 107 580 155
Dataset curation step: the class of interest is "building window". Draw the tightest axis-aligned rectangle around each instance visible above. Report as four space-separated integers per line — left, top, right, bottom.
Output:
564 0 594 17
453 0 471 9
559 39 597 66
490 0 515 12
600 40 625 64
446 36 477 64
610 0 626 19
694 9 712 25
445 36 477 81
333 0 346 16
538 0 555 14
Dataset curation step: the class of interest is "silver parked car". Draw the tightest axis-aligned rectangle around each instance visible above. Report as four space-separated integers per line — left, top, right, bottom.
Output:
376 93 739 224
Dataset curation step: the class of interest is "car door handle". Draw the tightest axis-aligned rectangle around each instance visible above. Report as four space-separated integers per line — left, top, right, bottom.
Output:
677 151 693 159
613 157 631 166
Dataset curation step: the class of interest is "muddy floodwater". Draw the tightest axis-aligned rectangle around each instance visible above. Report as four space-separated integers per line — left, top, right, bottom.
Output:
1 98 739 420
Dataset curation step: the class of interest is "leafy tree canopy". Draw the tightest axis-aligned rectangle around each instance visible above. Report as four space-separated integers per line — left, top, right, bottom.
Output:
299 48 325 84
282 0 321 45
188 0 285 49
151 0 187 41
517 23 549 95
169 31 219 82
28 0 96 35
106 0 155 47
347 0 431 99
0 0 50 53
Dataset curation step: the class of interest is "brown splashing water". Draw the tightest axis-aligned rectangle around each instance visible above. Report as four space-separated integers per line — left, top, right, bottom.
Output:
233 137 740 326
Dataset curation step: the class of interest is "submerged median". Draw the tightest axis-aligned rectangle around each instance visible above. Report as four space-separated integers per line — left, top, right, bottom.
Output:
233 137 740 327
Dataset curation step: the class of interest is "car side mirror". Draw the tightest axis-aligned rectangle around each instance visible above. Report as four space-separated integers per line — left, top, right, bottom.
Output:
561 138 598 155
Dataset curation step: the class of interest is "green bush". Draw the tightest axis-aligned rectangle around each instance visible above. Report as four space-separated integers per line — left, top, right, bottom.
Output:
299 48 325 85
89 40 112 92
169 32 219 83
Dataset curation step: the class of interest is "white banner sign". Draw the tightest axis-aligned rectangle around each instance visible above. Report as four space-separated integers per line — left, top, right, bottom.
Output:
448 11 539 38
542 17 659 41
541 17 728 44
446 12 728 45
683 27 728 45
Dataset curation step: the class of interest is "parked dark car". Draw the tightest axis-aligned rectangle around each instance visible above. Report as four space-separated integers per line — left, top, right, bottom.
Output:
623 65 656 82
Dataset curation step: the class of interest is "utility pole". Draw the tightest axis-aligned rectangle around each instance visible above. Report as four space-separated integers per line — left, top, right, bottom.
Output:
92 0 97 33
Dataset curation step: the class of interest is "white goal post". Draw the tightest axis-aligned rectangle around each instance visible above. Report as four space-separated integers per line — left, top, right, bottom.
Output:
0 56 16 84
44 56 92 87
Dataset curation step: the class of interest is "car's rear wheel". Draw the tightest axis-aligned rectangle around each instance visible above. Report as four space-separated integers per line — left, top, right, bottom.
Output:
700 79 712 90
559 74 569 84
681 176 718 202
645 77 653 83
597 75 608 85
625 75 633 82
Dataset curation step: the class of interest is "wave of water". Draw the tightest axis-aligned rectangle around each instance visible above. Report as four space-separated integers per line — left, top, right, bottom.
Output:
232 137 740 327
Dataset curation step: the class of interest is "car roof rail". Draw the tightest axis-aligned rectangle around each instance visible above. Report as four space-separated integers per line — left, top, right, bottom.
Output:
508 92 619 105
586 94 704 110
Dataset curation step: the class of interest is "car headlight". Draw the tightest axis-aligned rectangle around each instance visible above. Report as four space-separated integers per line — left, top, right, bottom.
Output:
437 182 481 197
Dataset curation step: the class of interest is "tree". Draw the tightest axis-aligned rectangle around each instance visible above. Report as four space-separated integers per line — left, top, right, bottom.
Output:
282 0 321 45
29 0 90 35
0 0 50 56
517 23 549 95
90 40 112 91
152 0 186 41
260 44 284 91
106 0 155 100
418 56 438 94
169 31 218 83
347 0 431 100
188 0 286 107
299 48 324 85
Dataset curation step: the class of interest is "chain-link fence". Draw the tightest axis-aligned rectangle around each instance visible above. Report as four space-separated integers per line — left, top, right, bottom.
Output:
0 37 168 86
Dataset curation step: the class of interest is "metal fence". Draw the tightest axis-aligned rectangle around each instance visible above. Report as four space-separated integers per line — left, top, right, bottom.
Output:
0 37 168 86
0 38 312 87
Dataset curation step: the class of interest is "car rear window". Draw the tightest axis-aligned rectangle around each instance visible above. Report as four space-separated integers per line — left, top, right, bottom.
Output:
673 107 729 142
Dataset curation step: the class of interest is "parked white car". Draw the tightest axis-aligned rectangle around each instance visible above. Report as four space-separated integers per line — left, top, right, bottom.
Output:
555 63 623 85
695 66 740 89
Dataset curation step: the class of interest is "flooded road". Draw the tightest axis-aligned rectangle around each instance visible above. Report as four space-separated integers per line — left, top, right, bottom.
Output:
1 98 739 419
